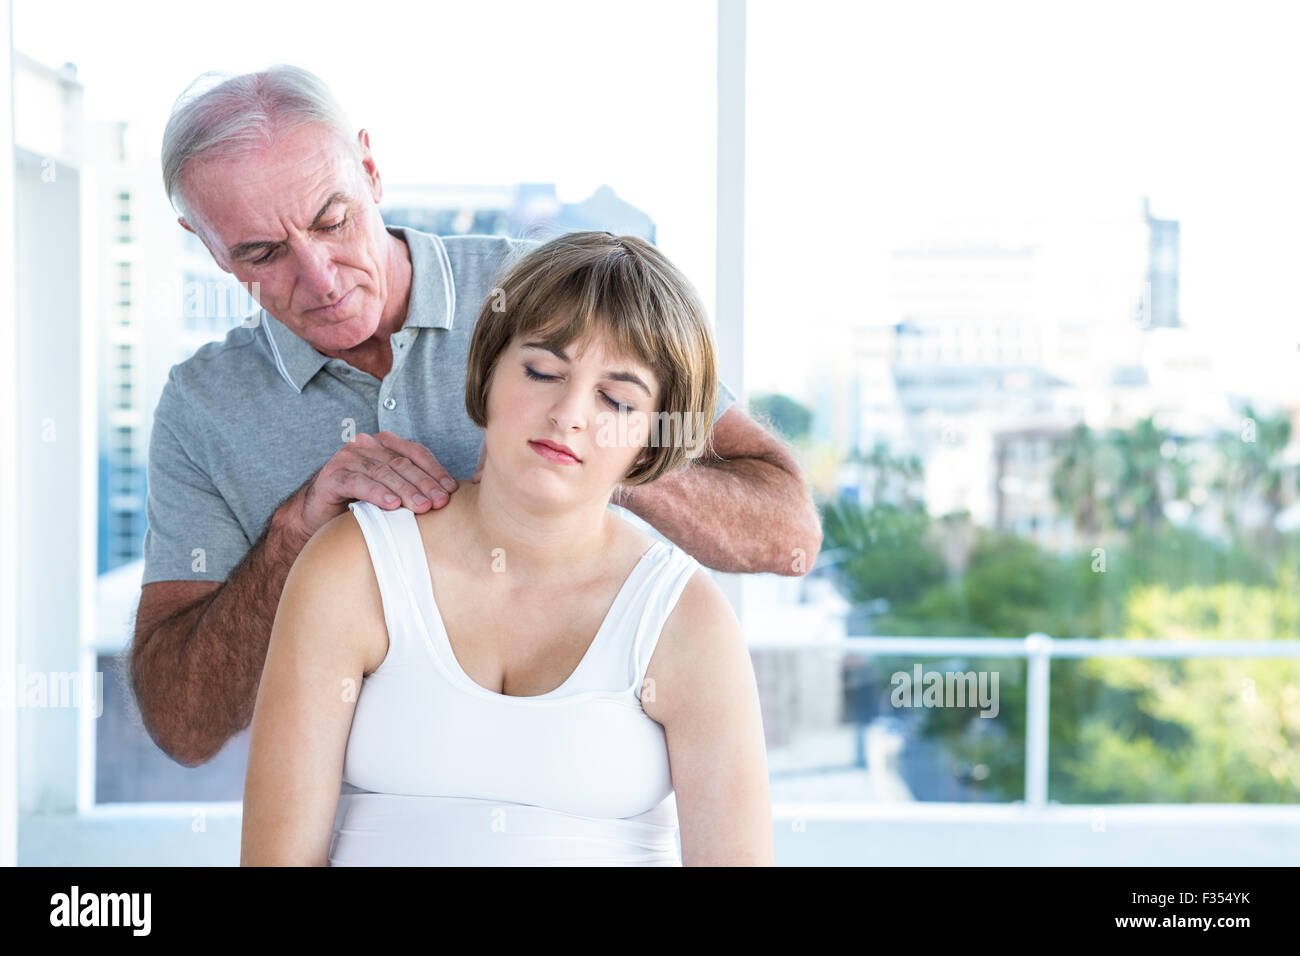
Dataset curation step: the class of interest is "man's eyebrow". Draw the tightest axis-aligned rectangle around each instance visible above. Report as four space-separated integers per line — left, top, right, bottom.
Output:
227 191 349 260
520 341 652 396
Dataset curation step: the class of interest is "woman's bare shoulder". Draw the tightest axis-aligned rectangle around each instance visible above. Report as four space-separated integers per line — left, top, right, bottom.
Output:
410 486 477 563
290 506 389 675
641 567 745 723
609 511 658 557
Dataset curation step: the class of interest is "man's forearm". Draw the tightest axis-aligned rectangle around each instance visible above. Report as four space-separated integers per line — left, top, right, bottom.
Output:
133 501 313 767
619 455 822 575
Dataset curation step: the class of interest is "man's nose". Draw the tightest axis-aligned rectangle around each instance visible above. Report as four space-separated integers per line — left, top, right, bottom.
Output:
296 241 338 301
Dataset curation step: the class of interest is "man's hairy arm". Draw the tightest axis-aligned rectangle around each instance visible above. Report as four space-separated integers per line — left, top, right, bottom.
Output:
129 494 313 768
618 406 823 576
131 428 460 767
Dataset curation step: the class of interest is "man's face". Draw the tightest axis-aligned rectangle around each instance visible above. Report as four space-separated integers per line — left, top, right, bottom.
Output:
180 123 393 352
484 328 661 508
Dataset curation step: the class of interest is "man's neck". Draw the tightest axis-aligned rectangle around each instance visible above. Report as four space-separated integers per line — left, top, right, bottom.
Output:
377 227 414 339
327 229 412 380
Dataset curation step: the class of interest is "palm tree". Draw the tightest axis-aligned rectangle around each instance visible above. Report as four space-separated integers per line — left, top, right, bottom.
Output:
850 440 924 508
1108 416 1178 533
1050 423 1105 538
1213 405 1295 552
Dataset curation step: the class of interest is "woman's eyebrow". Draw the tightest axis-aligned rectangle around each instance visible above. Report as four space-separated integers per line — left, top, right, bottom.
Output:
520 342 652 396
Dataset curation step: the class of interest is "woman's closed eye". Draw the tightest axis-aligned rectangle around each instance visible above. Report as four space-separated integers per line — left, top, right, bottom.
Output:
523 365 632 412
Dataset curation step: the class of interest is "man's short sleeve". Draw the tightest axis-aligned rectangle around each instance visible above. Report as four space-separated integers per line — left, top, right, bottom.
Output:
140 369 251 585
712 378 737 424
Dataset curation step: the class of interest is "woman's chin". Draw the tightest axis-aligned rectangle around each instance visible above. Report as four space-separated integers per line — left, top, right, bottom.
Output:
501 466 604 507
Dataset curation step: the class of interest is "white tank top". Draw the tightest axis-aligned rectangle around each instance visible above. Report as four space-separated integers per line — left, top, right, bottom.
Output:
328 499 700 866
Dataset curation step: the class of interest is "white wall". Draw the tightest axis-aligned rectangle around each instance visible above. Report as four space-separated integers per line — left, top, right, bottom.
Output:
1 0 21 868
12 54 86 816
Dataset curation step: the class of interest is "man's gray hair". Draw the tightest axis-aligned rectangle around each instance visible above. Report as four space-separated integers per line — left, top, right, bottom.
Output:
161 64 359 225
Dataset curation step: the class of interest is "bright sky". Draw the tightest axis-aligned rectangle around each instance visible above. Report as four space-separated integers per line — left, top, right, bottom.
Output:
12 0 719 311
15 0 1300 405
744 0 1300 402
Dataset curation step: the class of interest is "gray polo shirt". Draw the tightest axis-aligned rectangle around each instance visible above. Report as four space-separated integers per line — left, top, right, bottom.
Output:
141 225 736 585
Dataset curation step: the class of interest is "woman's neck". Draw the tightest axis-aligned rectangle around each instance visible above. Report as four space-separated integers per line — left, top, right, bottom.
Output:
451 469 617 584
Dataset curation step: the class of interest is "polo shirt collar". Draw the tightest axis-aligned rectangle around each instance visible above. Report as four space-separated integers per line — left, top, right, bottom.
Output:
388 224 457 332
258 225 457 393
260 312 330 394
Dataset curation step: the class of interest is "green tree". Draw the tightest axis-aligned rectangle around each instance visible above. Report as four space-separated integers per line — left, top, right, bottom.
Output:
820 497 946 608
748 393 812 443
848 439 925 509
1051 416 1197 544
866 532 1298 803
1212 404 1295 556
1106 415 1188 533
1051 423 1113 538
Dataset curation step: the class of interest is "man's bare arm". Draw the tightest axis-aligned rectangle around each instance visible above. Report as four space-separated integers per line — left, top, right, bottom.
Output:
129 430 461 767
617 406 823 576
129 499 314 767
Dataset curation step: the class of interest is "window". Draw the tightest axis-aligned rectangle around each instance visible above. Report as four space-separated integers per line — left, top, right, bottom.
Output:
115 260 131 307
16 1 719 825
748 2 1300 809
116 190 131 243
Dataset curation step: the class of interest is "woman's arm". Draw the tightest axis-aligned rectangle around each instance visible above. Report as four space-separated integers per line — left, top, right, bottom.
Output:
240 511 386 866
642 570 775 865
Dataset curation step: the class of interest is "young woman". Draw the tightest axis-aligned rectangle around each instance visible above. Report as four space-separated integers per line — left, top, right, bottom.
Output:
240 231 773 865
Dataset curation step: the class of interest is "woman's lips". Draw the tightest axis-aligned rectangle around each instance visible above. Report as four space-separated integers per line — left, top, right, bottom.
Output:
528 440 581 465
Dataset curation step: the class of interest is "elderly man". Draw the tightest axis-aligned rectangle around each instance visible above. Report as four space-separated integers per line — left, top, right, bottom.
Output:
130 64 822 768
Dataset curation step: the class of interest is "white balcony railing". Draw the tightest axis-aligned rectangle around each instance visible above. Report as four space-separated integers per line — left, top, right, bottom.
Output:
745 633 1300 807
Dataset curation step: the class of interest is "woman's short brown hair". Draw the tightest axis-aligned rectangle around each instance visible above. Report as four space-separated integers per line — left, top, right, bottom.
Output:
465 231 719 486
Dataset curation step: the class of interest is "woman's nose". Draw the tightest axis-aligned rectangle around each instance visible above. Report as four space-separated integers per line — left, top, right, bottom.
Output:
548 388 588 431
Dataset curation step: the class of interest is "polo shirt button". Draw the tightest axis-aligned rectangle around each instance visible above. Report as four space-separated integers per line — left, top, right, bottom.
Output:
383 397 397 410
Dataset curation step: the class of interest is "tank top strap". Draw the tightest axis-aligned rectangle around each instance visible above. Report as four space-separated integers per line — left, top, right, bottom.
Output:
619 541 702 700
346 500 429 666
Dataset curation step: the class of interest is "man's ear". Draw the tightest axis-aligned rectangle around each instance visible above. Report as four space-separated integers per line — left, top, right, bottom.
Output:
356 128 383 204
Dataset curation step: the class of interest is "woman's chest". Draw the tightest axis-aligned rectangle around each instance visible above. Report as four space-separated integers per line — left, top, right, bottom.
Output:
432 573 625 697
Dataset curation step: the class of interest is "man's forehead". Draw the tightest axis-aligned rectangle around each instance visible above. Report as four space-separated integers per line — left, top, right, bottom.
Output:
221 187 355 260
184 128 357 240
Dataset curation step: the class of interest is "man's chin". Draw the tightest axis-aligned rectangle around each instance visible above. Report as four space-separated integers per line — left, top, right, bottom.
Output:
300 309 377 348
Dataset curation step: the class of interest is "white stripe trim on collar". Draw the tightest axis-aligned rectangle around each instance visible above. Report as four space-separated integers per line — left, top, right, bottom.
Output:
262 315 301 393
431 234 455 327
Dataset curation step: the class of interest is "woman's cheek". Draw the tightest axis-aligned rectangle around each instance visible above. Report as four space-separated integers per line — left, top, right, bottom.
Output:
622 411 651 450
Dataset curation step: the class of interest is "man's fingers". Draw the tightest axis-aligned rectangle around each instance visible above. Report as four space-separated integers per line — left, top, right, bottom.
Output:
345 473 406 510
373 431 458 494
346 464 446 513
374 450 447 510
342 442 446 513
